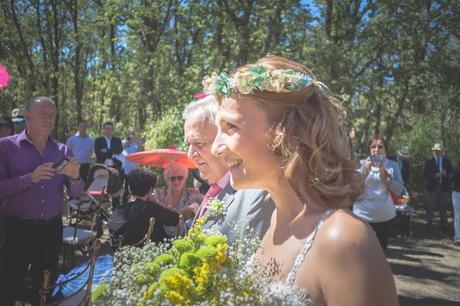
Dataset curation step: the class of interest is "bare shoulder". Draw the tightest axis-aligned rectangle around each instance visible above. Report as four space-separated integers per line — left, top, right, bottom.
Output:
315 209 380 257
308 209 398 306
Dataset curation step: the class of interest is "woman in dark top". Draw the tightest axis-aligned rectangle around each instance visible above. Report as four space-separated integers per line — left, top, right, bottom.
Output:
109 167 180 246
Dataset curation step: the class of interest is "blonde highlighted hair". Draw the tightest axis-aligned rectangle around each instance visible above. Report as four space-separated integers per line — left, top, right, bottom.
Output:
218 55 362 209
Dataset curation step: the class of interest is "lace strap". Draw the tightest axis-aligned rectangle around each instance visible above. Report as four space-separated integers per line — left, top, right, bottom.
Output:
285 209 333 287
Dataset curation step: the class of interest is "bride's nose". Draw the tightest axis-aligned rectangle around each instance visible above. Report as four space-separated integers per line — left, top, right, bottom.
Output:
211 131 228 157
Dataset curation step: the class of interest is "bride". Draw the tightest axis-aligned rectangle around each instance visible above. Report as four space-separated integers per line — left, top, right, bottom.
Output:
205 56 398 306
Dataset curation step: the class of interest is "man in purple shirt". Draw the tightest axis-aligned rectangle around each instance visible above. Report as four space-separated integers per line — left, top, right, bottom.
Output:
0 96 83 306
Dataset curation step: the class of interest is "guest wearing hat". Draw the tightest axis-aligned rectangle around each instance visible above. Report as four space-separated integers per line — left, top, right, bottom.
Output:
388 145 410 186
423 143 453 231
11 108 26 134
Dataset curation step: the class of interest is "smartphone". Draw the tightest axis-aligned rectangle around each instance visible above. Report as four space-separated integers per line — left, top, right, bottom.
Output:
53 156 70 172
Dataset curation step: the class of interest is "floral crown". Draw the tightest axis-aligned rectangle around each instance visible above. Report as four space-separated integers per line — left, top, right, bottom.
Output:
202 65 324 97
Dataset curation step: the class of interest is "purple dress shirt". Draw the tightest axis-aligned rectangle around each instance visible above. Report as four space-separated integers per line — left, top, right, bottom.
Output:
0 130 84 219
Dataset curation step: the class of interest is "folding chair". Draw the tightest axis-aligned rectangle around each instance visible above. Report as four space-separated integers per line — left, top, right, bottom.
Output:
39 239 101 306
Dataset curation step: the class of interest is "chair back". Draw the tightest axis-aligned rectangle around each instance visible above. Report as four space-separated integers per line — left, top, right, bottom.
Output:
39 239 102 306
117 216 156 249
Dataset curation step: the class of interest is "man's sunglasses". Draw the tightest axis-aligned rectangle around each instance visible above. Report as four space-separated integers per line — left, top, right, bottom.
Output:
170 176 185 182
371 145 384 149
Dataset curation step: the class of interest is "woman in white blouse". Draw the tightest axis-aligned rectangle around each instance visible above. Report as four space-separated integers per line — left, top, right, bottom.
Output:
353 135 404 250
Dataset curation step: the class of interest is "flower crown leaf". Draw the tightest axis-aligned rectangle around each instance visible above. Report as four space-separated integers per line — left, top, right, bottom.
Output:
202 65 318 97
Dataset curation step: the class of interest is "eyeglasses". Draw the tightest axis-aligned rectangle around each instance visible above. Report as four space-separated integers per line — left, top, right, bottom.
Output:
170 176 185 182
0 123 10 129
371 145 384 149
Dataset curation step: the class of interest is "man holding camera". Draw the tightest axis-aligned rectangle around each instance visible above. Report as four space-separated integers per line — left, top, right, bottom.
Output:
0 97 83 306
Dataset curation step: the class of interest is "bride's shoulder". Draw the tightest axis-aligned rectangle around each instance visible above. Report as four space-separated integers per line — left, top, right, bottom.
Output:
315 209 379 255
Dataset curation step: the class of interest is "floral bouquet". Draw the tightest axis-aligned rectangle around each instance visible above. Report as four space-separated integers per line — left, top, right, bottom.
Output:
93 199 275 305
393 188 412 215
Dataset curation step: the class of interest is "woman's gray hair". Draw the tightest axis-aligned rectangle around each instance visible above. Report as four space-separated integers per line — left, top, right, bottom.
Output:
182 95 217 126
164 163 189 180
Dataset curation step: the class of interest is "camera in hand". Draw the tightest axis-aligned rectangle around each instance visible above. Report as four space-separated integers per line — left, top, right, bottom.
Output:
53 156 70 172
370 154 384 167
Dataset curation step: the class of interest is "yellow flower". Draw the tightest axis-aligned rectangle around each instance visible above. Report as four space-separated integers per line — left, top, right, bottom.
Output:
215 243 228 264
143 283 159 300
165 273 193 290
193 262 211 294
164 290 184 304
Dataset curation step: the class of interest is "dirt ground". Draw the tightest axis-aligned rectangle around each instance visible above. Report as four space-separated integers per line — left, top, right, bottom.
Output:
388 197 460 306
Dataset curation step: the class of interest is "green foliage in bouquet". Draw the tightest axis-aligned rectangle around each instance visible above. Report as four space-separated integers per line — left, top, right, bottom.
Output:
93 199 267 306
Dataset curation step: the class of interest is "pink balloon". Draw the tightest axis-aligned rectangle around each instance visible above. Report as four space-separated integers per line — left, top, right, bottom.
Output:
0 64 11 90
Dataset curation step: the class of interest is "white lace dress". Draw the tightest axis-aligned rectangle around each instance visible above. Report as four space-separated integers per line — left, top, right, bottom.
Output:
265 210 333 306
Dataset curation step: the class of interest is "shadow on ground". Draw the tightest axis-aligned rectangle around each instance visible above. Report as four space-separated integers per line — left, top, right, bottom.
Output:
388 198 460 306
399 296 460 306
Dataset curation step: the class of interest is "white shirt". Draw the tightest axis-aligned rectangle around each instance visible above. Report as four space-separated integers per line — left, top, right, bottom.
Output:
103 136 114 166
65 133 94 163
353 158 403 223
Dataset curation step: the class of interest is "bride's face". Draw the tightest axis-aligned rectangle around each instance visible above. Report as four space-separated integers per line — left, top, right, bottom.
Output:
212 95 281 190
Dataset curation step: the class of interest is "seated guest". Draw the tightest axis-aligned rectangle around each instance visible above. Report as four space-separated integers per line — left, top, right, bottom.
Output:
154 162 204 218
108 168 180 246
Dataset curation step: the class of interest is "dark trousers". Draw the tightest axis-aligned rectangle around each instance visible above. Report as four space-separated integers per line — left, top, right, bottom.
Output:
425 186 448 227
79 163 91 185
0 216 63 306
370 218 394 250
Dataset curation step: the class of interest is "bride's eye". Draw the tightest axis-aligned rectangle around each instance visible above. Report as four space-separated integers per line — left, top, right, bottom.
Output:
225 122 238 131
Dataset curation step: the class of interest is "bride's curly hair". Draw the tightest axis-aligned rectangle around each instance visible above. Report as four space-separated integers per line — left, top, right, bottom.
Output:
218 55 363 209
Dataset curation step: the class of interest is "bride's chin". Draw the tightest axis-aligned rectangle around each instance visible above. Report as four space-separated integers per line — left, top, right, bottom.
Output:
229 173 249 190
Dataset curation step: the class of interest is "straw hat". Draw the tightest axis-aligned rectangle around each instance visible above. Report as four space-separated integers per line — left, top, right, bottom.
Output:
11 108 25 123
431 143 443 151
397 146 409 158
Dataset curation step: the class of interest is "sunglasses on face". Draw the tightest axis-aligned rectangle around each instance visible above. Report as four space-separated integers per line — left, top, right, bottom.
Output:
170 176 185 182
371 145 384 149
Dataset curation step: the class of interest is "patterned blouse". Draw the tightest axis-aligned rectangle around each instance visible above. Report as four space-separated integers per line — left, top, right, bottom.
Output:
153 186 204 213
153 186 204 237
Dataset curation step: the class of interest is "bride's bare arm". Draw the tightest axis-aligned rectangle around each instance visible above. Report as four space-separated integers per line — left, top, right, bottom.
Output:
313 210 398 306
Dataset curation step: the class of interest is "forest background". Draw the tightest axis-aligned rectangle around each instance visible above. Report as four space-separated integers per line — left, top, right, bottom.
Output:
0 0 459 191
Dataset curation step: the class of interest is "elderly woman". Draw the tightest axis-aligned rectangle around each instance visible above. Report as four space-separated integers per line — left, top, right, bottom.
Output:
353 135 404 250
153 162 204 236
